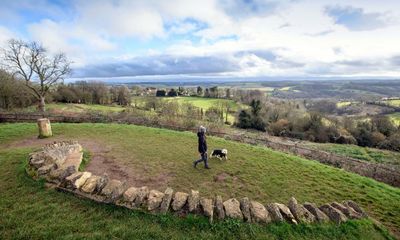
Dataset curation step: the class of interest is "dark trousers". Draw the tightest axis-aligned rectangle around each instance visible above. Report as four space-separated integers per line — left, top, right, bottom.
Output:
194 152 209 168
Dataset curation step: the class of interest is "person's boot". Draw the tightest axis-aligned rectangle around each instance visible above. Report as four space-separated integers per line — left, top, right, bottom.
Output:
193 161 197 168
205 166 211 169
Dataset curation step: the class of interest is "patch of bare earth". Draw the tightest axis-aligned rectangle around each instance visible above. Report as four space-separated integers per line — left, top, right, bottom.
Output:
6 135 173 191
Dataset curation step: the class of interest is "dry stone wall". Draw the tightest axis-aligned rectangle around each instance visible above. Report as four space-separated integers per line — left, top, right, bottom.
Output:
28 141 368 225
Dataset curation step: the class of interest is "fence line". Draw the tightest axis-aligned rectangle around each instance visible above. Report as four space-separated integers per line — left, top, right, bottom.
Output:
1 112 399 187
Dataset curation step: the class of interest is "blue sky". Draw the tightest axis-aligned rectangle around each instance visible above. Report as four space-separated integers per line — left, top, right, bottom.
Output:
1 0 400 81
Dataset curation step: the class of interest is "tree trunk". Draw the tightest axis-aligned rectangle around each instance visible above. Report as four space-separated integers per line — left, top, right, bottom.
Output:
39 96 46 112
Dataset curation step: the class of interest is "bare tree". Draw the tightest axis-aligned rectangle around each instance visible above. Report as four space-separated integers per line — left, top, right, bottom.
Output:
1 39 71 112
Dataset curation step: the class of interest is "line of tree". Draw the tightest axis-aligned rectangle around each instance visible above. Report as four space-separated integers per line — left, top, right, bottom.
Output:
53 82 131 106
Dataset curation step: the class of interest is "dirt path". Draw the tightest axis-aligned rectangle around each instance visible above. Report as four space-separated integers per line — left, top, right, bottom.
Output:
5 135 172 190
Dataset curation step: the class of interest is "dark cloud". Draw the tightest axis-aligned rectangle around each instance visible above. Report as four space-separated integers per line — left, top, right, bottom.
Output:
219 0 281 19
325 5 389 31
391 56 400 66
73 55 240 78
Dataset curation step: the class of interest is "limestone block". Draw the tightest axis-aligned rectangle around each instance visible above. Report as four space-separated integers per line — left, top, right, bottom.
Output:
37 118 52 138
223 198 243 220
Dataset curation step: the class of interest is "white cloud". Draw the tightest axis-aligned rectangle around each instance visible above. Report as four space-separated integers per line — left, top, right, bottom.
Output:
4 0 400 78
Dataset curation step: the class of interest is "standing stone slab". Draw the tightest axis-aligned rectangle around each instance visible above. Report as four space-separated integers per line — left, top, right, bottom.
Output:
94 174 109 194
275 203 297 224
147 190 165 211
123 187 138 202
37 118 52 138
214 195 225 220
223 198 243 220
100 179 126 203
288 197 315 223
171 192 189 211
240 197 251 222
303 202 329 223
188 190 200 213
81 175 101 194
160 187 174 213
134 186 149 207
250 201 271 223
200 197 214 222
319 204 347 224
331 202 362 219
342 200 367 218
62 172 83 189
267 203 284 222
74 172 92 189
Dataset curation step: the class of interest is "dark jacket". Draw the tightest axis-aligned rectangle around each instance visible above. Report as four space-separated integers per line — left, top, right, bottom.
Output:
197 132 207 153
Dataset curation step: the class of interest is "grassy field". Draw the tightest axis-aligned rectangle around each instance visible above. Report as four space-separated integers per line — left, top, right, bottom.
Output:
303 142 400 165
336 101 352 108
0 123 399 239
132 96 244 123
387 112 400 126
383 100 400 107
7 103 126 114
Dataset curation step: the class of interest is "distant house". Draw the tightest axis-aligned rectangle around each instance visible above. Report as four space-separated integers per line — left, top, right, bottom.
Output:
143 87 157 96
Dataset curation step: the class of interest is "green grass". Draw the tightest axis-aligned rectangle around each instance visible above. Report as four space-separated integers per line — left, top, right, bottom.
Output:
387 112 400 126
7 103 125 114
0 123 399 239
166 97 241 110
383 100 400 107
337 101 352 108
132 96 245 123
304 142 400 165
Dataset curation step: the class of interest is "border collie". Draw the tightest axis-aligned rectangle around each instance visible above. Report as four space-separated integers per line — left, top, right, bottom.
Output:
210 149 228 160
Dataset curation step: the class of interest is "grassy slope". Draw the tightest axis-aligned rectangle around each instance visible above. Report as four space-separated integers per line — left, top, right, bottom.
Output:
303 142 400 165
0 123 398 239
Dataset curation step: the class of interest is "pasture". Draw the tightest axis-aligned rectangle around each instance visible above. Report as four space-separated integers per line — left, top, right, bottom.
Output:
0 123 399 239
303 142 400 165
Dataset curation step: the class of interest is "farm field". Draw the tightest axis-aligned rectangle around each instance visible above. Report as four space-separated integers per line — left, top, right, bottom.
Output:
6 103 126 114
132 96 244 123
0 123 399 239
303 142 400 165
387 112 400 126
383 99 400 107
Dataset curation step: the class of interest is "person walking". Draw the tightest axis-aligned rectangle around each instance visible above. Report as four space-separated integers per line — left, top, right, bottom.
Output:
193 126 210 169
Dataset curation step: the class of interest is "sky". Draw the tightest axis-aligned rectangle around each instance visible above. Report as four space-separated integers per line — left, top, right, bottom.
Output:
1 0 400 81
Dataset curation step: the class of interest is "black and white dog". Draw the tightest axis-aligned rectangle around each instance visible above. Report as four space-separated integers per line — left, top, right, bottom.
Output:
210 149 228 160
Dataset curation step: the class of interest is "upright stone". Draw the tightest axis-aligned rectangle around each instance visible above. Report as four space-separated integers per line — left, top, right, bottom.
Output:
240 197 251 222
250 201 271 223
275 203 297 224
74 172 92 189
147 190 165 211
319 204 347 224
223 198 243 220
37 118 52 138
331 202 362 219
171 192 189 211
160 187 174 213
303 202 329 223
266 203 284 222
214 195 225 220
134 186 149 207
200 197 214 222
188 190 200 213
342 200 367 217
288 197 315 223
